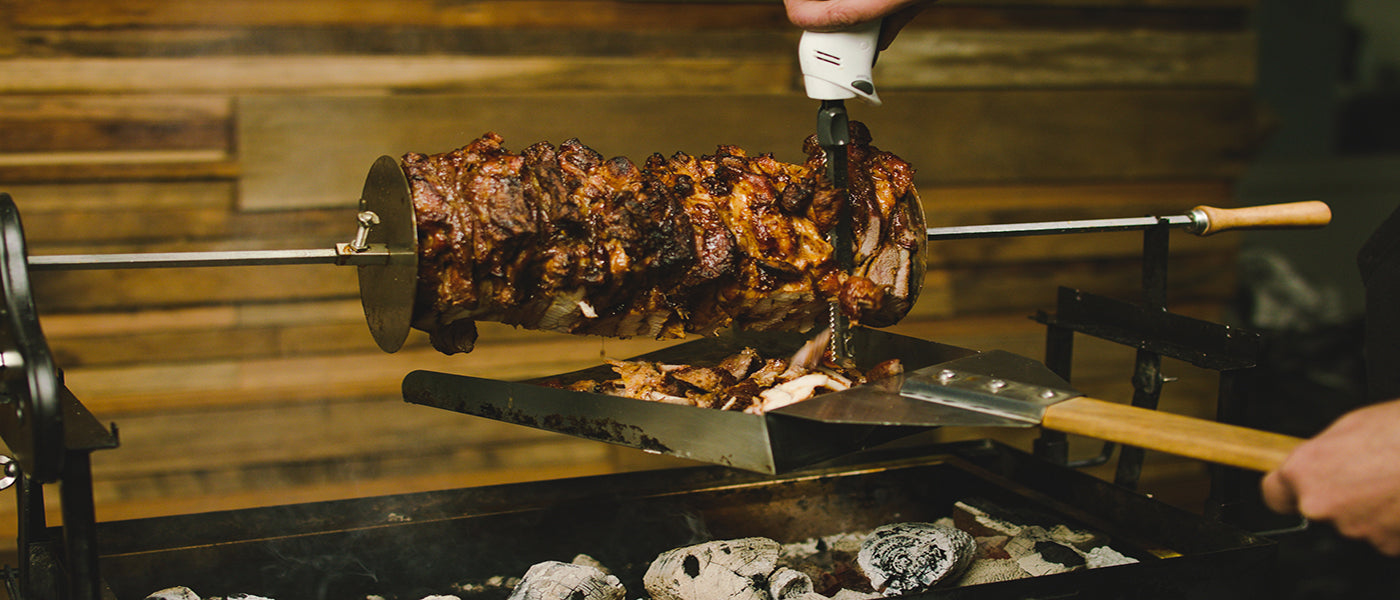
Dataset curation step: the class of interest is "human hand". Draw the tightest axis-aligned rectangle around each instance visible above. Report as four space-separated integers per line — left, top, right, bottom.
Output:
1261 398 1400 556
783 0 931 49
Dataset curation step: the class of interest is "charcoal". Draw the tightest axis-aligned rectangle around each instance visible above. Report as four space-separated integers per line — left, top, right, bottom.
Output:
644 538 780 600
954 558 1029 586
146 588 200 600
856 523 975 596
506 561 626 600
769 567 814 600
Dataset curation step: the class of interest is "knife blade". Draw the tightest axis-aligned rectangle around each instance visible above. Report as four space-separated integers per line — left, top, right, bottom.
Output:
798 21 882 361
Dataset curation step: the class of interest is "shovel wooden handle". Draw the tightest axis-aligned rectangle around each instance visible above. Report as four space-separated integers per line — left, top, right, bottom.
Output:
1041 396 1304 472
1192 201 1331 236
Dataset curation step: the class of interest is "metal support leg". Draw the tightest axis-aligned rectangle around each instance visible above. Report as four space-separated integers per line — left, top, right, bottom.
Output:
1115 348 1164 489
1112 223 1171 489
1034 322 1074 465
15 469 47 599
5 386 118 600
60 451 101 600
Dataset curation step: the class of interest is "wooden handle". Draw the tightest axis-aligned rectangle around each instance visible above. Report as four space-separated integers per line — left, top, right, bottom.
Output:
1042 397 1303 472
1192 201 1331 236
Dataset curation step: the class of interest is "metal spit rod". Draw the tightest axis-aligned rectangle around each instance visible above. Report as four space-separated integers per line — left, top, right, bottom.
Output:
26 211 395 271
29 204 1327 269
926 202 1333 240
929 213 1192 239
27 245 392 271
926 214 1195 240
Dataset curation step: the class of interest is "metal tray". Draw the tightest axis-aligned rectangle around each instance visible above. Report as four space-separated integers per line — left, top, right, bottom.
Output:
403 328 981 474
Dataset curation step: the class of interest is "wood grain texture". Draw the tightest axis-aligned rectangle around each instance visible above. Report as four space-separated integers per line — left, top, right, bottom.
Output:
238 91 1260 209
1193 200 1332 235
30 264 358 310
878 30 1255 88
0 56 794 94
0 156 238 183
5 0 1253 29
6 0 795 29
0 95 231 153
13 27 796 59
0 13 14 58
1042 396 1301 471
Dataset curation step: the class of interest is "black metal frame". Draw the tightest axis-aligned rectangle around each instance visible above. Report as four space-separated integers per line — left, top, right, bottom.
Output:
1029 220 1273 522
0 193 119 600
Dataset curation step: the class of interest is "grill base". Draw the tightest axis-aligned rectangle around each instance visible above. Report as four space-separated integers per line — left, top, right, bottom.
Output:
83 440 1273 600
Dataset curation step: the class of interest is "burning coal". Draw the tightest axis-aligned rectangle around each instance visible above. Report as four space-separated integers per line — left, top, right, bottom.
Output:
143 498 1137 600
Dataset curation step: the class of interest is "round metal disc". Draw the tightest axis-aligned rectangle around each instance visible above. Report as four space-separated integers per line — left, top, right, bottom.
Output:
358 155 418 353
0 193 64 482
0 455 16 490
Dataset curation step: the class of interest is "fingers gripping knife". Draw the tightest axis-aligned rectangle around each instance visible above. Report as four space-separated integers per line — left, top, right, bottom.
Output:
798 20 883 361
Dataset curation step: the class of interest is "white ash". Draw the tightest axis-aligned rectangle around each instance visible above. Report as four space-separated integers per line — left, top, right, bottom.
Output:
951 500 1025 538
768 567 815 600
1015 547 1079 577
778 531 866 563
145 589 278 600
453 574 522 595
507 560 626 600
1085 545 1138 569
776 530 871 596
571 554 613 574
644 537 779 600
1047 524 1103 550
146 587 201 600
954 558 1029 586
1000 524 1140 579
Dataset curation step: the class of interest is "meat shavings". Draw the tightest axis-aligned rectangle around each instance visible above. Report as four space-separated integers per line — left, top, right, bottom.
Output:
403 122 925 355
547 345 902 414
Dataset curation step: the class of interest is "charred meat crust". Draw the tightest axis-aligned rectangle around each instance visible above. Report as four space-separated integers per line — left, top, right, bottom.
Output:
403 123 926 354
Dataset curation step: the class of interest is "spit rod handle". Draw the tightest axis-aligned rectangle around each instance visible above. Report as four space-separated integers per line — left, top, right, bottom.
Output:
1190 201 1332 236
1041 396 1303 472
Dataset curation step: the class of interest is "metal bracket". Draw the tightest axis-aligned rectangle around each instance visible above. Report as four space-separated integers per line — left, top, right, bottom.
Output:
0 192 119 600
901 351 1080 425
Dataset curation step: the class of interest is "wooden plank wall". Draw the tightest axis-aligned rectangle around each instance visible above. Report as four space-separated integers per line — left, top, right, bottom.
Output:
0 0 1260 558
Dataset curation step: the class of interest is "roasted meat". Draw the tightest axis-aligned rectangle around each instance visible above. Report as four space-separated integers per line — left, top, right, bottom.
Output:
544 332 906 414
403 122 925 354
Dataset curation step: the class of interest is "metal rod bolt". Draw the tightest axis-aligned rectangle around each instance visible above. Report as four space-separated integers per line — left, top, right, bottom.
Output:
350 210 381 252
